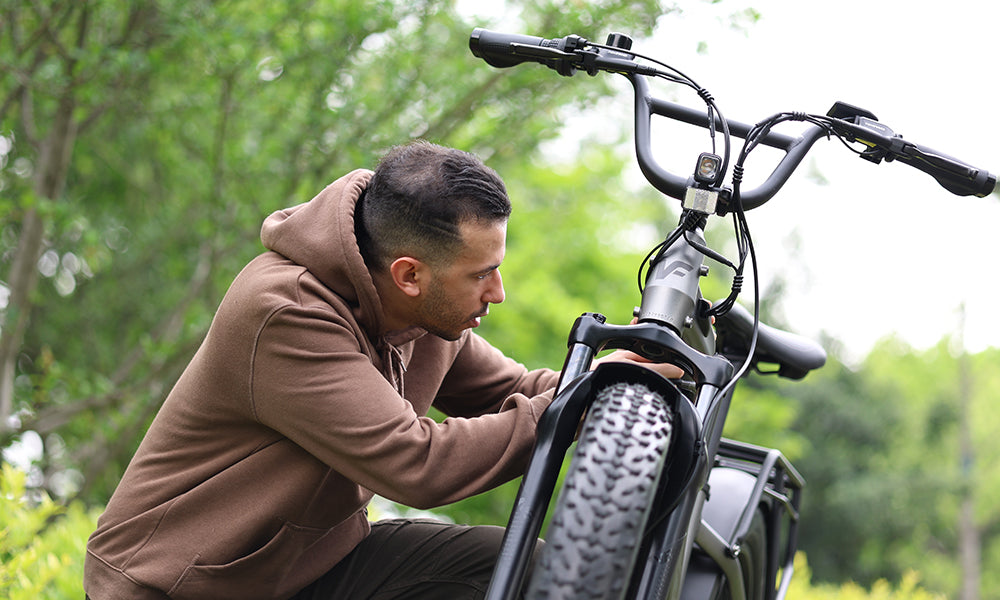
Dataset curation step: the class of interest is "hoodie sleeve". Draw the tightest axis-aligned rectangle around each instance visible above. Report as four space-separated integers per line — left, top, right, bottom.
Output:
250 302 547 510
432 331 559 418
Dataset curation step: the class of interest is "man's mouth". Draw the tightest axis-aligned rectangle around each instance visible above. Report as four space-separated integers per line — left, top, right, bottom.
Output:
470 308 489 328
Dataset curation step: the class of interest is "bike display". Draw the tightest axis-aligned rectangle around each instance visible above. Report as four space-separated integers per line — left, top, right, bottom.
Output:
468 27 996 600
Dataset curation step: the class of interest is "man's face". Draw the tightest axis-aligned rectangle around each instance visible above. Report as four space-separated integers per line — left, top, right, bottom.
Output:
415 219 507 341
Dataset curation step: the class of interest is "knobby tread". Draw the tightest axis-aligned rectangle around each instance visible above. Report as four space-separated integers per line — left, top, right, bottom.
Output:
526 381 674 600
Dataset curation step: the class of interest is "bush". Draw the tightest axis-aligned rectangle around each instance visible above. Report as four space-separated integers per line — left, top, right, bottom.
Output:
0 464 99 600
787 553 945 600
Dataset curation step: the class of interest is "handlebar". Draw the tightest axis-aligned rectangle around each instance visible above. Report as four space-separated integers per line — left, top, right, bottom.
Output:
628 75 831 209
469 27 997 206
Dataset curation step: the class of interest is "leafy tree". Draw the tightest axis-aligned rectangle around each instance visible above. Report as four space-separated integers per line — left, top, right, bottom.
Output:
781 338 1000 598
1 0 675 504
783 356 918 585
1 0 166 450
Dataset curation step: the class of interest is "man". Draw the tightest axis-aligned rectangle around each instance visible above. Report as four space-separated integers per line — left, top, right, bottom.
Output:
84 141 678 599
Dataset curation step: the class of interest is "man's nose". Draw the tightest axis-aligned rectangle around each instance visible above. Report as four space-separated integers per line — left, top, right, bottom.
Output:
485 270 505 304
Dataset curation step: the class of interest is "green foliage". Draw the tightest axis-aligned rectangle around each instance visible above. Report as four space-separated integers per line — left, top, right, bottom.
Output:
723 374 808 461
785 353 943 587
775 338 1000 598
787 553 945 600
2 0 673 504
0 465 99 600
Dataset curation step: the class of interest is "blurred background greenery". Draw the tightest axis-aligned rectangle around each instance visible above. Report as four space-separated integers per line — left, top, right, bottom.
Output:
1 1 996 598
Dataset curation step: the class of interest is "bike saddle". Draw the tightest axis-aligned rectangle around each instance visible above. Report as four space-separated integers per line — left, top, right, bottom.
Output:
714 302 827 379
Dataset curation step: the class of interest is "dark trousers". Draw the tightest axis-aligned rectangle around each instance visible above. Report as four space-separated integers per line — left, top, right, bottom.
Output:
292 518 540 600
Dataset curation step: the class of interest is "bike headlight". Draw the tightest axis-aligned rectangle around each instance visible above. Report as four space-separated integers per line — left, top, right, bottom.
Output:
694 152 722 185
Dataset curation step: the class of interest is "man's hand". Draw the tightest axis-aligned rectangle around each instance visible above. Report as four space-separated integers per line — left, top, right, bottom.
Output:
591 349 685 379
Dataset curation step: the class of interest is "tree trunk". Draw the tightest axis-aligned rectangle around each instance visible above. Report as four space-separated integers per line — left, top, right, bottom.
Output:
0 208 45 430
957 305 980 600
0 93 77 431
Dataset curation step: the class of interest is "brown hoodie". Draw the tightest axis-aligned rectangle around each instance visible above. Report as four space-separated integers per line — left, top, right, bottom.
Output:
84 169 558 600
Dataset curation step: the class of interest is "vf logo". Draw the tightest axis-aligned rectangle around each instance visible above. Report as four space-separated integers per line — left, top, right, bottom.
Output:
654 260 693 280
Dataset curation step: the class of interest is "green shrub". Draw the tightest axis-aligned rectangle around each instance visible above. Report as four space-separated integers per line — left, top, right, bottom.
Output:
786 553 945 600
0 464 99 600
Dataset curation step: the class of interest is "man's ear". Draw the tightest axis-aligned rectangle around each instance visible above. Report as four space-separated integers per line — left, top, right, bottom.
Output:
388 256 427 298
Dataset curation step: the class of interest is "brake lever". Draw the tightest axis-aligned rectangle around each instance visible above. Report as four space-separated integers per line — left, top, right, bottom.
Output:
508 42 576 60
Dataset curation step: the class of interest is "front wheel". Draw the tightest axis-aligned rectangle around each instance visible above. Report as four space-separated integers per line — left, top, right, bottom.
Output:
525 381 674 600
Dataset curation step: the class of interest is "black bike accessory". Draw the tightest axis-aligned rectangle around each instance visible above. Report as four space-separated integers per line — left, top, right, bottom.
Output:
826 100 879 122
469 28 588 76
470 28 735 186
713 439 805 599
694 152 723 185
470 28 689 81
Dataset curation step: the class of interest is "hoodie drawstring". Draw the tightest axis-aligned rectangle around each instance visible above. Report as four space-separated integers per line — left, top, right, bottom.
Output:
381 344 407 397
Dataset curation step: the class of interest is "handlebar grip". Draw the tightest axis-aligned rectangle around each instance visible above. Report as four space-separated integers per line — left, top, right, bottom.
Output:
469 28 587 76
469 29 549 68
896 142 997 197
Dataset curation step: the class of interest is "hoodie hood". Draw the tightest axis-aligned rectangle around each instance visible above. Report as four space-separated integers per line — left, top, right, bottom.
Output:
260 169 383 335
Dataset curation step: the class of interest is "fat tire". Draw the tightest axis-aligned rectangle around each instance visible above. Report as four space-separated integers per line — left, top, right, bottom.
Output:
525 381 674 600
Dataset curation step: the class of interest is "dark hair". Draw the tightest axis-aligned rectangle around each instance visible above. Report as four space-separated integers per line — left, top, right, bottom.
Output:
355 141 511 271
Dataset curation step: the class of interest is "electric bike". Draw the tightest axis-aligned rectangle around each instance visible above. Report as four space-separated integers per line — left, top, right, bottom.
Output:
468 27 996 600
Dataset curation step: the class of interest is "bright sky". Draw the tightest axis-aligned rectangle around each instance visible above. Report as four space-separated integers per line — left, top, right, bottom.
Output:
643 0 1000 360
466 0 1000 361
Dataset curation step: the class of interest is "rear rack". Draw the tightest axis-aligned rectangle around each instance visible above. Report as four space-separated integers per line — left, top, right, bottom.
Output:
698 438 805 600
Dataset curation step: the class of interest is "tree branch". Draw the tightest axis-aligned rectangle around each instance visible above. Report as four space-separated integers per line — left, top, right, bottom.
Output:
28 0 75 63
18 333 201 437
